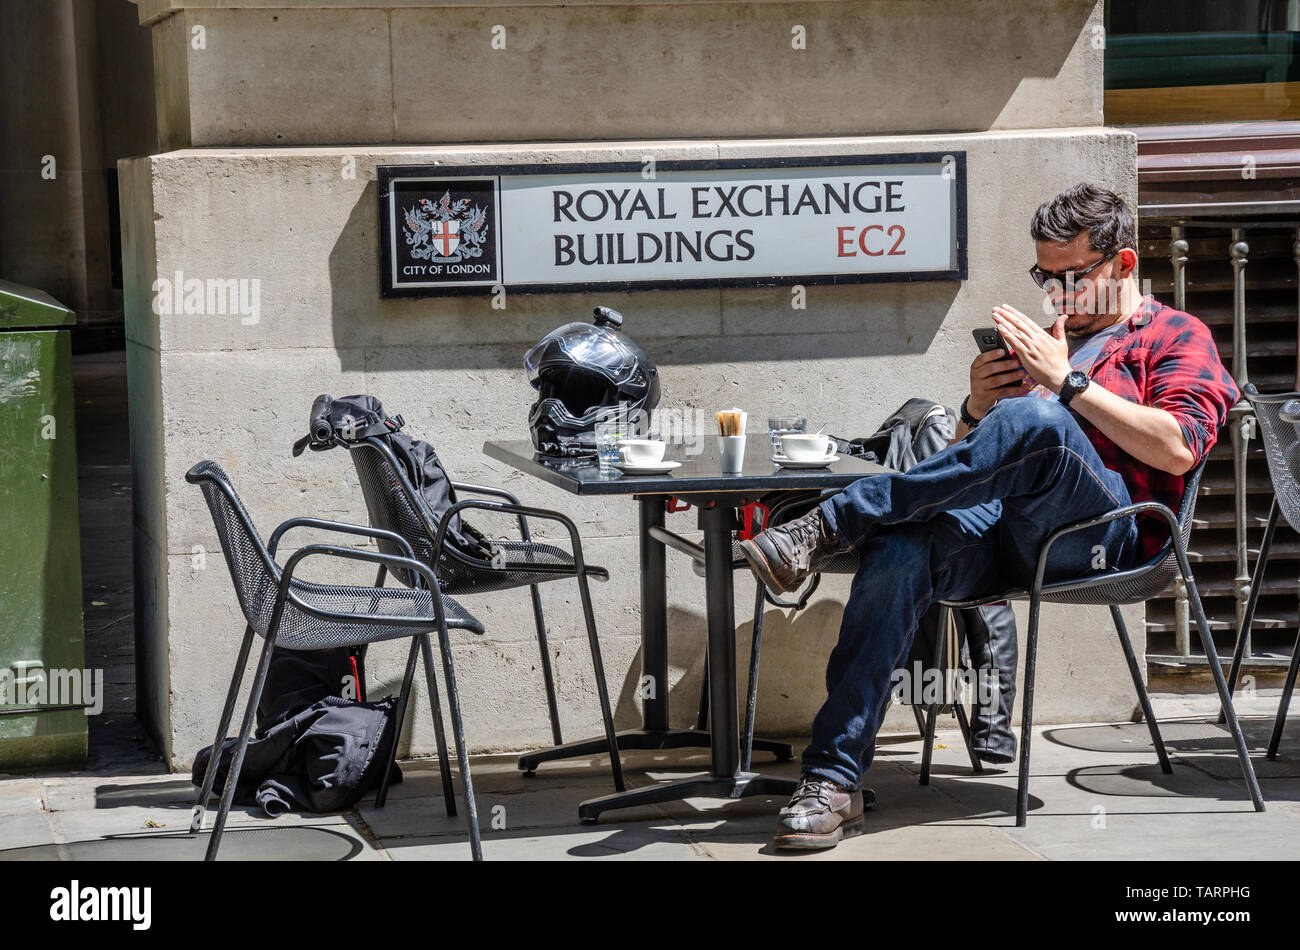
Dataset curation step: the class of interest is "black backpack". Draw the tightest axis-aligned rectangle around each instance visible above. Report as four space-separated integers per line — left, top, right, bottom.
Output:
284 393 493 703
830 397 957 470
193 695 402 816
293 393 492 565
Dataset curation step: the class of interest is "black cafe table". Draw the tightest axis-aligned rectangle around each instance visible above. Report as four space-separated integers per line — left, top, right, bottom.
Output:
482 437 890 821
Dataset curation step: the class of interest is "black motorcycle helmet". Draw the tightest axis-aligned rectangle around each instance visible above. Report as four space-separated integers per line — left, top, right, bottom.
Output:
525 306 660 456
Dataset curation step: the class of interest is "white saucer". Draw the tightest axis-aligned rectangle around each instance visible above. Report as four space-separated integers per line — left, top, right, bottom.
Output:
772 453 838 469
613 460 682 475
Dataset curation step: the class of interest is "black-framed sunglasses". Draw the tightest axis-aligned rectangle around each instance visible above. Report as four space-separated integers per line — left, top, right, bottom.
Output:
1028 250 1117 291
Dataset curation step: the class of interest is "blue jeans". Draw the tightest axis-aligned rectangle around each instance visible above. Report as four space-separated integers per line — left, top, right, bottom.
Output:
805 397 1140 788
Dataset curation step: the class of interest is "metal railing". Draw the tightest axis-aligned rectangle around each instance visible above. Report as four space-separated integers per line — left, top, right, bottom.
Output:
1144 218 1300 671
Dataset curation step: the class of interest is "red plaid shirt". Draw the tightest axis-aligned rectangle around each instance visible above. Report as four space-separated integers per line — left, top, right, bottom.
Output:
1056 296 1239 563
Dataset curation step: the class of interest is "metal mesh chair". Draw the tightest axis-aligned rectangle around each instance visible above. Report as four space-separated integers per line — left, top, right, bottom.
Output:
1225 384 1300 757
934 456 1264 825
731 455 1266 826
186 461 488 861
342 436 625 790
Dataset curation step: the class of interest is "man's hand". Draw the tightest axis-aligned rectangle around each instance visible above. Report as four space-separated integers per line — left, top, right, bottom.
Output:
967 348 1027 419
992 305 1071 393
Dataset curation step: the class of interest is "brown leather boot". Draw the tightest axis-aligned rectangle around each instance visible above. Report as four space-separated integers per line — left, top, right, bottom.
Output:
773 775 874 850
738 507 841 595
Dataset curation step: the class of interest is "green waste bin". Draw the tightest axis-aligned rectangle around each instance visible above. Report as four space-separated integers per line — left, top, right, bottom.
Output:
0 279 87 768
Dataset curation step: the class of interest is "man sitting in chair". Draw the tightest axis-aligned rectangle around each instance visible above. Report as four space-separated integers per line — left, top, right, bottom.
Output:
739 183 1239 851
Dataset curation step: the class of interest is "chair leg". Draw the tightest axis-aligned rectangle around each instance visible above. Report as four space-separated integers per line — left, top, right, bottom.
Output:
378 636 454 816
1220 499 1277 724
205 630 278 861
952 695 984 774
421 637 456 816
947 610 984 774
377 638 418 808
575 572 627 792
191 624 256 834
1111 604 1172 774
741 579 766 772
1178 555 1266 811
528 584 564 747
423 629 482 861
696 657 709 731
920 698 939 785
912 704 928 738
1015 592 1042 827
919 607 950 786
1267 628 1300 759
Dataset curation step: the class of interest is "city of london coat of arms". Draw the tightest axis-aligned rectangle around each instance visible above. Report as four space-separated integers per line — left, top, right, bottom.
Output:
403 190 490 264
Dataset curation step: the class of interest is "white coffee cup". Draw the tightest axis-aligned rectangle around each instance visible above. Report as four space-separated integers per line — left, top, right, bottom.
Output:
718 435 746 473
618 439 666 465
780 432 833 462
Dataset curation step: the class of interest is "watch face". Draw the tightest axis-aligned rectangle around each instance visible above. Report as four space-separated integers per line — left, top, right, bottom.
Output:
1068 371 1089 389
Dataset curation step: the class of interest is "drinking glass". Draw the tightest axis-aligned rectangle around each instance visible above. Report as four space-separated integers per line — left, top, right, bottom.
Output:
594 421 626 472
768 415 807 455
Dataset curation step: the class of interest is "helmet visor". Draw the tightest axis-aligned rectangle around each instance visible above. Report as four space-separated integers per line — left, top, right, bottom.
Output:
525 323 640 389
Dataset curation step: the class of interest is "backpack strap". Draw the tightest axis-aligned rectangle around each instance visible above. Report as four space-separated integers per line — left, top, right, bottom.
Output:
347 413 403 442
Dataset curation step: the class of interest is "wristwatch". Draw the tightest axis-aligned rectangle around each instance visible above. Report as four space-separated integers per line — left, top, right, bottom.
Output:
960 394 983 429
1058 369 1090 408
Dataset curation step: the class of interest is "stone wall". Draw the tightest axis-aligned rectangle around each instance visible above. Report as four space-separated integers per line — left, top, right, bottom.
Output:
136 0 1103 148
0 0 155 338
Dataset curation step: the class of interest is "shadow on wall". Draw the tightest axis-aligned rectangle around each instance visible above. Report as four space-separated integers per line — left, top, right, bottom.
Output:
598 599 847 737
326 180 960 381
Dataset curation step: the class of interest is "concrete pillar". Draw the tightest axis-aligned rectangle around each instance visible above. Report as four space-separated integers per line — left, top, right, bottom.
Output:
0 0 155 340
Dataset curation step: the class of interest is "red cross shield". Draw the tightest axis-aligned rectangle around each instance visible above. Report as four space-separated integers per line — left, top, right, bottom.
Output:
431 219 460 257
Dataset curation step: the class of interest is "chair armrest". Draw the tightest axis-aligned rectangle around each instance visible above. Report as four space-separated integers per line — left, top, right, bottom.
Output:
452 481 522 506
268 517 416 560
450 482 533 542
434 499 594 577
277 543 451 629
1030 500 1180 592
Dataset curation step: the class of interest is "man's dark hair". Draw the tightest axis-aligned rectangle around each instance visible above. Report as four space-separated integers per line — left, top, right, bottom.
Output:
1030 183 1136 255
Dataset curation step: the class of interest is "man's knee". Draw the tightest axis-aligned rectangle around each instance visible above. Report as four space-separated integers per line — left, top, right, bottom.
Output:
986 396 1075 445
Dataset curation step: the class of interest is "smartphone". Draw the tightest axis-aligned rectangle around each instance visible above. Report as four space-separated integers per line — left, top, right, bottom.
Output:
972 327 1010 354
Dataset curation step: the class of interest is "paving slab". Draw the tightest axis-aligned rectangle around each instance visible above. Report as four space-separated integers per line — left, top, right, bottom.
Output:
383 823 710 861
358 756 671 839
0 814 60 854
0 778 45 817
693 817 1037 861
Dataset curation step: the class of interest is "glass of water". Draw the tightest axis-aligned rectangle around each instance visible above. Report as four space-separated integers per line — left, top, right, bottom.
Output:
768 415 807 456
594 421 625 472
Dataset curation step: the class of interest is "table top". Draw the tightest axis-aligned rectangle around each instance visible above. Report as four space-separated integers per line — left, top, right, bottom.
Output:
482 438 890 496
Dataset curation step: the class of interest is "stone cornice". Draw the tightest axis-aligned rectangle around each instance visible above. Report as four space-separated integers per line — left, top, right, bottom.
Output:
127 0 861 26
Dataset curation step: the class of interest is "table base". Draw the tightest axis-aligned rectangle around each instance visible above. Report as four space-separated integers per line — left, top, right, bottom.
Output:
517 729 793 774
578 771 798 823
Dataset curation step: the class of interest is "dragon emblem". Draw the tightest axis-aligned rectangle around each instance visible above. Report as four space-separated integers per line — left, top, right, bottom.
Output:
403 190 489 264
